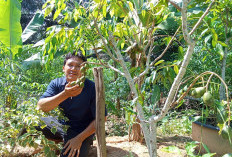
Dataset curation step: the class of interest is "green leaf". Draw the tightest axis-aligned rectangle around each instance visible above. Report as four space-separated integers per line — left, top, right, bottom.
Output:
103 5 107 18
22 11 44 43
51 127 57 135
202 153 217 157
151 85 160 104
44 146 50 155
73 9 79 22
204 34 212 44
202 143 210 153
41 124 47 129
218 41 228 47
201 28 209 37
185 141 198 156
44 5 54 18
212 40 216 48
161 146 181 154
131 97 138 106
0 0 22 57
216 43 224 58
155 60 164 66
212 29 218 47
34 139 41 145
152 71 157 83
121 42 125 49
222 154 232 157
53 9 61 20
173 65 179 74
202 55 207 62
128 1 134 11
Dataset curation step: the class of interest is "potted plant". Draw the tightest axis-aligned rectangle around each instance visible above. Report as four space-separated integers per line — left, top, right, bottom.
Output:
176 71 232 156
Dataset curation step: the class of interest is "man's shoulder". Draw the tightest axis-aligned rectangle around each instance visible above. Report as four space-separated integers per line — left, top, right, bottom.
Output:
84 78 96 92
85 78 95 86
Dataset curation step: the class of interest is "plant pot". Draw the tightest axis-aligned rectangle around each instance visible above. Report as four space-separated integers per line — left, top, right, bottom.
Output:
192 120 232 156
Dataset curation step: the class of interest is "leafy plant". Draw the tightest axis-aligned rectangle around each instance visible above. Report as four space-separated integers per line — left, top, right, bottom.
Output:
0 0 22 57
185 141 216 157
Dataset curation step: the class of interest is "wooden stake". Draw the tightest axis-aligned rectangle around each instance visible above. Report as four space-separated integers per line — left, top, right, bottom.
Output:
93 67 107 157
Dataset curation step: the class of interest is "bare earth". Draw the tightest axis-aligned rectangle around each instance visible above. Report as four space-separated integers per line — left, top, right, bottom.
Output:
13 135 192 157
89 135 191 157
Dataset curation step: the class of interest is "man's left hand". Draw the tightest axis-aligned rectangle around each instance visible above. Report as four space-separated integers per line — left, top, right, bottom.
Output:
63 136 83 157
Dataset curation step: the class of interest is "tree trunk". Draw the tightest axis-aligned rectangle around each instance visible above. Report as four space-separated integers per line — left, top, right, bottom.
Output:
93 67 107 157
129 52 146 142
148 121 157 157
129 118 143 142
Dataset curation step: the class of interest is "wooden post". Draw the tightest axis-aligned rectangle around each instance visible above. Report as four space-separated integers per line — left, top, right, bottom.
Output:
93 67 107 157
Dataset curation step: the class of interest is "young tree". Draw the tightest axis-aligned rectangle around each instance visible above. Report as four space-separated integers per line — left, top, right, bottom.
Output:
41 0 215 156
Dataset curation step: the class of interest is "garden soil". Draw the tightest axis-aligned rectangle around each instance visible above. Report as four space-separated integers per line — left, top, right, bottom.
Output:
13 135 192 157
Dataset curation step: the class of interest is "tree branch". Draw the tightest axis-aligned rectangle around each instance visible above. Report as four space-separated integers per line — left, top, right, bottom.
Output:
133 45 155 82
189 0 215 35
107 31 151 150
150 26 181 66
168 0 181 11
93 18 119 62
92 45 125 76
149 0 196 123
181 0 192 44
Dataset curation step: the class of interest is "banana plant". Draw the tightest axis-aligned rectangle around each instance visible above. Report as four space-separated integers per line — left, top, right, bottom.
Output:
0 0 22 58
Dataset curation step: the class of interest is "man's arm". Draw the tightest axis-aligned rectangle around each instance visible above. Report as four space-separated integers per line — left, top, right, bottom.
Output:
37 82 83 112
37 90 69 112
63 117 107 156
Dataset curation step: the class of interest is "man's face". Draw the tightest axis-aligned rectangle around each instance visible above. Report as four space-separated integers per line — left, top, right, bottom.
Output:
63 57 83 82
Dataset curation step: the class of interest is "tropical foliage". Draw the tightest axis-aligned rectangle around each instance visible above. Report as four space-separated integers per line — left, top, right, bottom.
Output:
0 0 232 156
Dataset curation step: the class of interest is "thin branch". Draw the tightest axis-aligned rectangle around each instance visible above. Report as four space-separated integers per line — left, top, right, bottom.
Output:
91 45 125 76
86 61 125 76
150 26 181 66
171 71 230 119
93 18 119 62
168 0 181 11
133 45 156 82
132 22 157 82
171 71 211 107
116 1 134 26
171 75 195 106
144 21 156 53
189 0 215 35
149 0 197 122
205 74 213 92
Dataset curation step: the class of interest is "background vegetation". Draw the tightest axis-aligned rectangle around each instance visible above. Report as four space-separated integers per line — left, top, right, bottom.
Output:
0 0 231 156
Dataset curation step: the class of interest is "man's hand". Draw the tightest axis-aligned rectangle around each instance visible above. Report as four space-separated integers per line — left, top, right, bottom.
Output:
63 136 83 157
64 82 83 98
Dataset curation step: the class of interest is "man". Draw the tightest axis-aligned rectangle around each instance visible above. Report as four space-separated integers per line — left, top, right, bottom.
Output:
37 51 106 157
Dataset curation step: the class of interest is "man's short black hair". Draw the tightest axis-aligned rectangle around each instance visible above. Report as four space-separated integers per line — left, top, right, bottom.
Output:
63 51 87 66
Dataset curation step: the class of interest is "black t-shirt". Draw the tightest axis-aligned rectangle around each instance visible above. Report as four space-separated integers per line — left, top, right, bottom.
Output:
41 76 106 134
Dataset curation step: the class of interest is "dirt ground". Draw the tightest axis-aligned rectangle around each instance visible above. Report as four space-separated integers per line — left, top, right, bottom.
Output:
13 135 192 157
89 135 192 157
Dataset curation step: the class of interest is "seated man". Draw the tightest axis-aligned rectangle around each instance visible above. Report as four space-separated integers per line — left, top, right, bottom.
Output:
37 51 107 157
